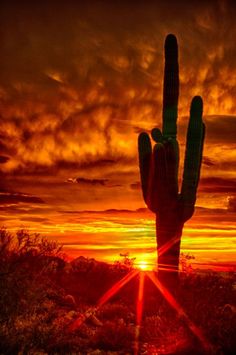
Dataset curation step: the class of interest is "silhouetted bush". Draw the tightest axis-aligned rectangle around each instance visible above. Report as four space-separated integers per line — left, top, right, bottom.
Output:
93 320 134 351
0 228 67 354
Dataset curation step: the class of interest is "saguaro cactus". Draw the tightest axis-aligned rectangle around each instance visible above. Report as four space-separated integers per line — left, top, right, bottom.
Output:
138 34 205 281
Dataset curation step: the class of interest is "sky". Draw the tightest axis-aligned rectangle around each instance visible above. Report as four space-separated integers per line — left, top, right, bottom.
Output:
0 0 236 270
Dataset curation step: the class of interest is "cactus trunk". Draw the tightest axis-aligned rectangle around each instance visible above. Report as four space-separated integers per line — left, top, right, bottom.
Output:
156 212 183 285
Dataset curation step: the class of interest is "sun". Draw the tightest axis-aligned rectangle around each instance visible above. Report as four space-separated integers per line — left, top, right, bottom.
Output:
137 260 149 270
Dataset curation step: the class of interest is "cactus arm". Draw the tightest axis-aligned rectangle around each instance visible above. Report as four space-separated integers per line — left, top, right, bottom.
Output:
181 96 205 222
151 128 163 143
199 122 206 180
138 132 152 205
162 34 180 196
162 34 179 139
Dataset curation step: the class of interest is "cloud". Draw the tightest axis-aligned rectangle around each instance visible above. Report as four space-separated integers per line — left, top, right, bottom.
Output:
0 156 9 164
19 216 50 223
130 177 236 195
203 115 236 144
130 182 141 190
1 0 236 176
60 207 148 215
202 156 216 166
227 196 236 212
0 191 44 205
199 177 236 193
76 177 109 186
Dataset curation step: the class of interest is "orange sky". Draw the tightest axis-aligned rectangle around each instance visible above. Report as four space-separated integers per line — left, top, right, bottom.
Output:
0 0 236 270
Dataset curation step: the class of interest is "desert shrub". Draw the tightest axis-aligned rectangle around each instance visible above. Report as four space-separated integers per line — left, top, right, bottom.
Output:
97 302 135 323
175 273 236 354
141 314 191 354
61 257 130 304
93 320 134 351
0 228 67 353
180 253 195 273
0 229 65 315
1 228 235 354
114 252 136 271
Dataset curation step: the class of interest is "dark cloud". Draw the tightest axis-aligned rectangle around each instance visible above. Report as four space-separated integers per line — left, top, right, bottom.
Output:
202 156 215 166
60 207 148 215
199 177 236 193
76 177 109 186
130 177 236 195
130 182 141 190
0 191 44 205
0 156 9 164
19 216 50 223
228 196 236 212
203 115 236 144
72 176 122 188
60 159 116 170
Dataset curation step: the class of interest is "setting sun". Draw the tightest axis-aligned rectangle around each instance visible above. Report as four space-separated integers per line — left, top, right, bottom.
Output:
137 260 150 270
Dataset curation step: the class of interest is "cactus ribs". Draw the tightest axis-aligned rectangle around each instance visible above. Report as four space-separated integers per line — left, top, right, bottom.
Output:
138 34 205 284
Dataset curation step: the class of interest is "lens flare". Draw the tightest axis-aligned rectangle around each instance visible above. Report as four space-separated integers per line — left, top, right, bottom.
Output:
134 271 145 355
146 271 212 352
68 269 139 331
68 267 212 354
158 235 181 257
97 269 139 306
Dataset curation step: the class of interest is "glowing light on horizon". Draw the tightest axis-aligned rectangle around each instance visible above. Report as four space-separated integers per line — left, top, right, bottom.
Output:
136 260 151 270
3 212 236 270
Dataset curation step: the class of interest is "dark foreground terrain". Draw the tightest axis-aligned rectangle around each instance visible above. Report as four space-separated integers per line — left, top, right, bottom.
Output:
0 229 235 354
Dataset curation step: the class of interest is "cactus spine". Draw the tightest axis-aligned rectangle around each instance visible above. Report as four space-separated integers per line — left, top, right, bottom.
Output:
138 34 205 282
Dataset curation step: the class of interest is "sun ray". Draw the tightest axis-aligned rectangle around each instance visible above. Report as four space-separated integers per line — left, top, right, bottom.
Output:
68 269 139 331
157 264 183 273
146 271 212 352
158 235 181 257
67 306 98 331
97 269 139 307
134 271 145 355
